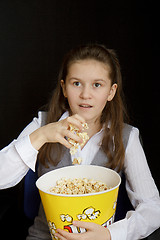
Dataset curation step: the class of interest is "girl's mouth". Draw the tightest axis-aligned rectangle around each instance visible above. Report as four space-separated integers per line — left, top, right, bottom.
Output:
79 104 93 108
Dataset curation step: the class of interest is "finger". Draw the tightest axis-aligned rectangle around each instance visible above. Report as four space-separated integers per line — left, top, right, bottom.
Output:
73 114 86 124
55 231 67 240
67 116 85 131
73 220 98 231
64 130 83 144
56 228 80 240
57 135 73 149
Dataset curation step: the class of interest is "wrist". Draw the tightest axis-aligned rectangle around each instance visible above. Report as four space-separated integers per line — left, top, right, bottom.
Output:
30 127 46 151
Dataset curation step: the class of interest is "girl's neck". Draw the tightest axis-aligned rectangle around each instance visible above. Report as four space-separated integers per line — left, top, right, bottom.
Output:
85 119 102 138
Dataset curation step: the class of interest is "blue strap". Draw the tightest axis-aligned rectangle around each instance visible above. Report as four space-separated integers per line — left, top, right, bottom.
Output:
24 167 40 220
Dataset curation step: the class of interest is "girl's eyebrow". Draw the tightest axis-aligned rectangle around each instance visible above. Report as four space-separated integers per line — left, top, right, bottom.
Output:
93 79 107 83
68 77 81 81
68 77 107 82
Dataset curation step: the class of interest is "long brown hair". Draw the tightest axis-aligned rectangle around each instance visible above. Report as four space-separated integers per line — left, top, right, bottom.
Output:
38 44 128 172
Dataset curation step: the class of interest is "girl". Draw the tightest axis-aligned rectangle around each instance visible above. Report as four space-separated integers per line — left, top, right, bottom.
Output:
0 44 160 240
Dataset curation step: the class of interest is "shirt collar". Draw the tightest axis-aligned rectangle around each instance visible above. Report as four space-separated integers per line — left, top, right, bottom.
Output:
58 111 69 121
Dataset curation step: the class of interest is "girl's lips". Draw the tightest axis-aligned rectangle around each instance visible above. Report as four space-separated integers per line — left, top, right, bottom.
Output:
79 104 93 108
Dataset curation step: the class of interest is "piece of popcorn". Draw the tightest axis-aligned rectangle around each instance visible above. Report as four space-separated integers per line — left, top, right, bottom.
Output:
72 157 83 165
82 123 89 130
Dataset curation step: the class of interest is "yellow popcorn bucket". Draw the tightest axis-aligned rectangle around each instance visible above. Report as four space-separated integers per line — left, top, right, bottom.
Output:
36 165 121 239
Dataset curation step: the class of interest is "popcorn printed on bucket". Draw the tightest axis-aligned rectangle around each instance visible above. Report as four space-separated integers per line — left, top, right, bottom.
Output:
49 177 109 195
59 207 101 224
60 214 73 223
68 123 89 156
47 205 116 237
77 207 101 220
48 221 58 240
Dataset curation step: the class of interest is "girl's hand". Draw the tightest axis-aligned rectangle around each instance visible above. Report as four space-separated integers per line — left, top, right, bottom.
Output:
30 114 85 150
55 221 111 240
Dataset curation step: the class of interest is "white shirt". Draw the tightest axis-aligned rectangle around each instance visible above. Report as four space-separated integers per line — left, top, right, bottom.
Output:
0 111 160 240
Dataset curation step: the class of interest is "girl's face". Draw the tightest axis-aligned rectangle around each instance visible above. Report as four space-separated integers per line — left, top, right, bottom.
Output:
61 59 117 125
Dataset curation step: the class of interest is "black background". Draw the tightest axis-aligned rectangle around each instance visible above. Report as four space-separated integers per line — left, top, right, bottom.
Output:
0 0 159 239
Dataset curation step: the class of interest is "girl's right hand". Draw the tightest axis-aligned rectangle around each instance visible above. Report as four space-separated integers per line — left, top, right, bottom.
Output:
30 114 86 151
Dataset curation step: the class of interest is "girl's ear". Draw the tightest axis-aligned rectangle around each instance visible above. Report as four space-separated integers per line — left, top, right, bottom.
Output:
107 83 118 101
61 80 67 98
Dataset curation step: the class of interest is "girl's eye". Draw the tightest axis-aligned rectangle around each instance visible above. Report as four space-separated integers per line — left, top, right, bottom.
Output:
73 82 81 87
94 83 101 88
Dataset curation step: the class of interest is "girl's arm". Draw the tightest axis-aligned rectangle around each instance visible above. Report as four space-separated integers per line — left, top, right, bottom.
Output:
0 112 44 189
108 127 160 240
0 112 85 189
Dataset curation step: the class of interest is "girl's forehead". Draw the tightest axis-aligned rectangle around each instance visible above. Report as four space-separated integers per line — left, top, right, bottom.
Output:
69 59 108 68
67 59 110 77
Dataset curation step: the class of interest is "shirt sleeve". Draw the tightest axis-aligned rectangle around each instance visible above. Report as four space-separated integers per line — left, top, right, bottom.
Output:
0 111 46 189
108 127 160 240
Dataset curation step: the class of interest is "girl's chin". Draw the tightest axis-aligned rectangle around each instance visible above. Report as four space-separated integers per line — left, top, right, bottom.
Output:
70 109 101 124
79 114 101 125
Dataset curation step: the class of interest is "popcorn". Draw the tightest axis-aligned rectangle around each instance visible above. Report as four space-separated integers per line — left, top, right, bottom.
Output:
68 123 89 156
82 123 89 130
49 177 109 195
72 157 83 165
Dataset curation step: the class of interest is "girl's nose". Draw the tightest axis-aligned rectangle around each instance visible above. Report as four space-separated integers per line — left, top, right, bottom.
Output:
79 85 92 99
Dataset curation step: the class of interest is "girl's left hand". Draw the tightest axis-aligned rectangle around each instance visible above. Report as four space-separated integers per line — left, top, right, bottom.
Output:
55 221 111 240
